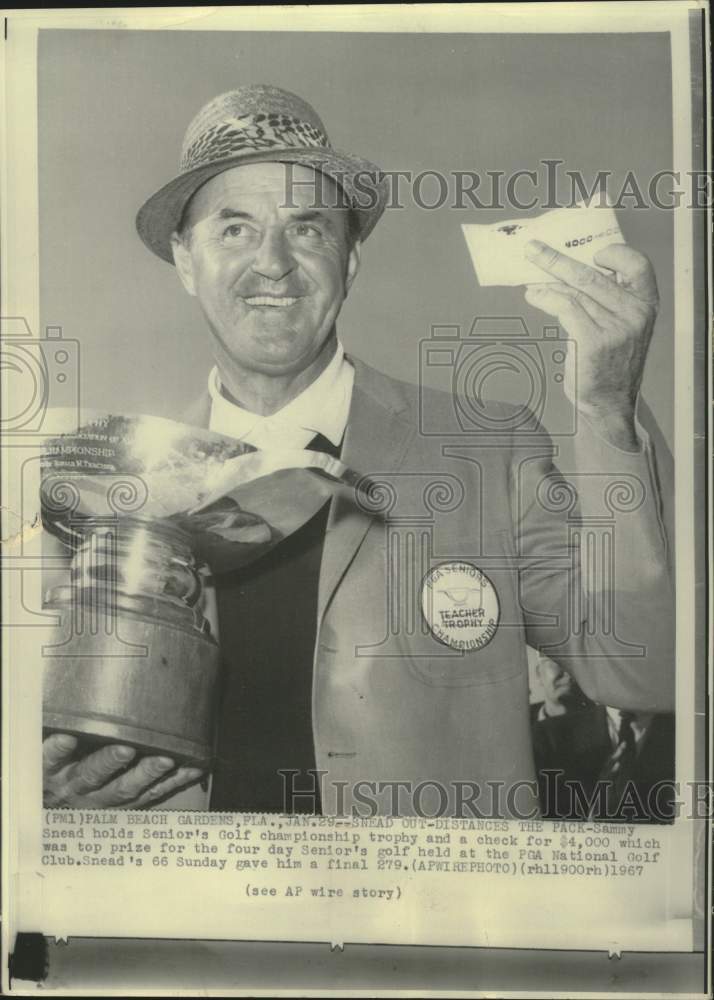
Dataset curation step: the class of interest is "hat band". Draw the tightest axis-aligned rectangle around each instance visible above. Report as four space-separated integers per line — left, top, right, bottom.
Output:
181 113 329 172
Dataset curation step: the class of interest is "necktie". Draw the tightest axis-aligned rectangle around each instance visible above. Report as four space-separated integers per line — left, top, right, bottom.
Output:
619 711 637 743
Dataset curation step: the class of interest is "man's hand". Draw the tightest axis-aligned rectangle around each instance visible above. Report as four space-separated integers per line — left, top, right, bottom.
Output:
523 241 659 451
43 733 204 808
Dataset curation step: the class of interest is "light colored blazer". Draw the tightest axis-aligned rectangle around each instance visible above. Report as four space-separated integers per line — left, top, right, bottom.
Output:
176 354 674 817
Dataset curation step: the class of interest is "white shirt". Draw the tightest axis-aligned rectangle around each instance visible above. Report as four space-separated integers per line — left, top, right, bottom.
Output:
208 343 354 449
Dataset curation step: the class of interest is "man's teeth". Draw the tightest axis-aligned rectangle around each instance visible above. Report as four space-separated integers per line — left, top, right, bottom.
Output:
244 296 298 307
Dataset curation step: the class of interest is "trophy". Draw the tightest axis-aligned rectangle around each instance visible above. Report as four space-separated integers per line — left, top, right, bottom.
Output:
40 410 364 767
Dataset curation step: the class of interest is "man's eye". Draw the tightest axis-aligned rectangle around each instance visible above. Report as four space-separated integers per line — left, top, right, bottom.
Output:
293 223 322 238
223 224 245 239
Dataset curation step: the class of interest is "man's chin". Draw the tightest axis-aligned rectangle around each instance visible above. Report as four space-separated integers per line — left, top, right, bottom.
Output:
230 344 319 377
222 327 307 369
212 318 337 378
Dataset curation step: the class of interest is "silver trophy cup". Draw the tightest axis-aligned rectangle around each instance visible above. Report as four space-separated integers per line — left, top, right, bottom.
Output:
40 411 364 766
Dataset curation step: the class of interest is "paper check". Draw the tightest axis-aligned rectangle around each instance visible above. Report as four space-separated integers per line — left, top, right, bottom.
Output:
462 195 625 287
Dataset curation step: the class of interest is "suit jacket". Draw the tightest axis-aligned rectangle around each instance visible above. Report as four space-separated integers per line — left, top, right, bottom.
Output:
183 354 674 817
531 704 675 823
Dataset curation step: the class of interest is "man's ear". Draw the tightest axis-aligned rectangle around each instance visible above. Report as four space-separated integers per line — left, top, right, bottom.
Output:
171 232 197 296
344 239 361 296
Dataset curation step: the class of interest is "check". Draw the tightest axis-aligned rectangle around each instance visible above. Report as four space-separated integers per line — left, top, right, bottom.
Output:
462 195 624 287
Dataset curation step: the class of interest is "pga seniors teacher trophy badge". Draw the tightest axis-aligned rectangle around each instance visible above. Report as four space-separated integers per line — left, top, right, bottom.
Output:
40 410 365 767
422 562 500 652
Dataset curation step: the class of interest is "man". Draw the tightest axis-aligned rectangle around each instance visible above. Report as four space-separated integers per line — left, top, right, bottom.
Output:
43 85 674 816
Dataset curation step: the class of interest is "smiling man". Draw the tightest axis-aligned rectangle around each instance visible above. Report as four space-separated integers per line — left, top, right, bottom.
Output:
171 162 361 419
43 84 674 817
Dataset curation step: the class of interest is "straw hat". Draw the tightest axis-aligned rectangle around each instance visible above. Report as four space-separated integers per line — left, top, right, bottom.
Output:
136 84 388 263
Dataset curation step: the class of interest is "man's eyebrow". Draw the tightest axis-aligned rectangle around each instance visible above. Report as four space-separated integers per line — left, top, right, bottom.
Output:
289 210 336 228
213 208 333 221
210 207 340 231
290 210 329 222
216 208 253 221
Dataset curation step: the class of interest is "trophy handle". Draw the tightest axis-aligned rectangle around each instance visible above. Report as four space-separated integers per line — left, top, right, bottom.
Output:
169 556 202 607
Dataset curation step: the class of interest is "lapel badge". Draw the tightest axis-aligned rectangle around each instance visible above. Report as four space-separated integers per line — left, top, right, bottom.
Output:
421 561 500 652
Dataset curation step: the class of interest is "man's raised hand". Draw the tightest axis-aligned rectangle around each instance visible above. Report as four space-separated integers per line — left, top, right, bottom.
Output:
524 240 659 451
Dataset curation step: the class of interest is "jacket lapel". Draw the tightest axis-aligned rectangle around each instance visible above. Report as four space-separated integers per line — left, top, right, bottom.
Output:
317 357 415 625
180 356 417 625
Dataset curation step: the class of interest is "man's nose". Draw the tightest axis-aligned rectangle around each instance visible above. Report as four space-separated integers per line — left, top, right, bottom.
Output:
250 229 295 281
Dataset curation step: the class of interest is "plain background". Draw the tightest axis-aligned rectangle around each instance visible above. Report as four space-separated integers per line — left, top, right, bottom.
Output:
38 29 674 449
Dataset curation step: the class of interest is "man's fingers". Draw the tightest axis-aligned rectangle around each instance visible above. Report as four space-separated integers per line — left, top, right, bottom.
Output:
593 244 659 304
66 743 138 797
525 239 632 312
42 733 79 775
84 754 175 807
524 283 599 335
526 281 614 328
130 766 205 809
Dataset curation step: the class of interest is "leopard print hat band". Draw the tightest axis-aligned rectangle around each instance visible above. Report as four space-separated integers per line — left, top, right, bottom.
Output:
136 85 388 263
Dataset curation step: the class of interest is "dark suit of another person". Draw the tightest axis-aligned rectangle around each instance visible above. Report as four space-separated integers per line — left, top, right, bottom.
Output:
531 704 675 823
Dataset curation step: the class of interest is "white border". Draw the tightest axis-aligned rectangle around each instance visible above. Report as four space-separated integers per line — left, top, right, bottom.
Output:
1 3 708 992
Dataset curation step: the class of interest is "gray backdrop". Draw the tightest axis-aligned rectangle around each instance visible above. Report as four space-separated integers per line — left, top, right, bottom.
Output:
39 29 673 447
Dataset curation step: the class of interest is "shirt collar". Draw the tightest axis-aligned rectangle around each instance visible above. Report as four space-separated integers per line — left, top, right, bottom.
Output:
208 342 354 449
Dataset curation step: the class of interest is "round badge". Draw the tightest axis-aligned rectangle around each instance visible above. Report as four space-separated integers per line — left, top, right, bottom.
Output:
421 562 500 652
